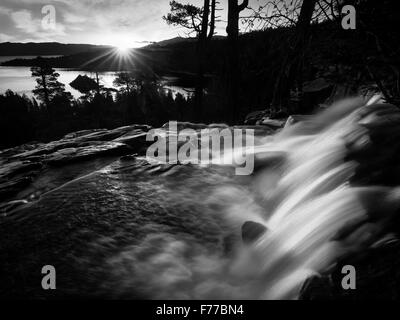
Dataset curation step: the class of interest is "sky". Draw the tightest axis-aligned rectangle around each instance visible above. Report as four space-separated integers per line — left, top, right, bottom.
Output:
0 0 246 47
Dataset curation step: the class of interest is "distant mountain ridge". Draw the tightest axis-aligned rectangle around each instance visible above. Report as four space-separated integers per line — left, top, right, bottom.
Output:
0 35 228 73
0 42 112 56
145 35 225 48
0 36 227 56
145 37 196 48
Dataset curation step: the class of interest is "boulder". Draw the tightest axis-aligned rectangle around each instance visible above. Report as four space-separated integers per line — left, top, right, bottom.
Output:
0 124 153 205
245 110 268 125
241 221 268 245
300 241 400 300
259 118 285 129
285 115 313 127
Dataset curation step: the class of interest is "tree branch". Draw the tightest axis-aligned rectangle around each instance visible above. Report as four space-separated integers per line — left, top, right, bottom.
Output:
238 0 249 12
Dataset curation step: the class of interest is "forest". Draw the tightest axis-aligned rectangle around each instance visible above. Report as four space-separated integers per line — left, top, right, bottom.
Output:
1 0 399 149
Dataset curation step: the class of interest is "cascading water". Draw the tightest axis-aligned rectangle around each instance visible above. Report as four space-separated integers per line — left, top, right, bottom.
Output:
214 96 400 299
1 96 400 300
128 96 400 300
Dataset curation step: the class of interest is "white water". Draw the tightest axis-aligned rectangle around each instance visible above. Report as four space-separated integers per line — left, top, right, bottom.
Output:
124 96 400 300
225 96 400 299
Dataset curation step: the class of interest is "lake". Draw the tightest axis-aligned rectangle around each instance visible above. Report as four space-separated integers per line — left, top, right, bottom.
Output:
0 56 191 99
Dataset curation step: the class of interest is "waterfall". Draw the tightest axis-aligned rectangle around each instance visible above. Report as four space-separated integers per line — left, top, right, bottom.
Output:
221 96 400 299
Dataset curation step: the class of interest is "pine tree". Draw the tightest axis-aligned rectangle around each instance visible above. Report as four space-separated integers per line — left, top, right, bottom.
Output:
31 57 71 107
113 72 137 94
164 0 217 120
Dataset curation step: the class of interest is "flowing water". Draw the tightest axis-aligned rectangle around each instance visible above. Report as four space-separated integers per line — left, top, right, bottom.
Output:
1 96 400 299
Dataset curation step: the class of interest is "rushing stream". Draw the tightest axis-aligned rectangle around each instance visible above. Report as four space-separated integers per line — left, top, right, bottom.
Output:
1 96 400 299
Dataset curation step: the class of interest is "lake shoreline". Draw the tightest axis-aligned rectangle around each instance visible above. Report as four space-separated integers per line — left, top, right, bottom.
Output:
0 56 195 99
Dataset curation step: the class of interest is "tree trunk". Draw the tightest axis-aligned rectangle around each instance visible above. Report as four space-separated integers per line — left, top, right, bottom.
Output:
271 0 317 113
195 0 211 121
226 0 248 123
208 0 216 40
95 72 101 95
41 74 50 108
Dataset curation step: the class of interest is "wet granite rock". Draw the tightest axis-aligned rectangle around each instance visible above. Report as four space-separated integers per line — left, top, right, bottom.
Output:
114 128 152 151
0 160 43 179
0 200 29 216
0 176 34 201
244 110 286 130
0 156 241 299
45 142 131 166
232 125 277 135
244 110 265 124
162 122 211 131
0 124 153 208
258 118 285 129
241 221 268 245
0 120 276 217
62 125 151 143
1 103 400 299
284 115 314 127
0 160 43 201
300 241 400 300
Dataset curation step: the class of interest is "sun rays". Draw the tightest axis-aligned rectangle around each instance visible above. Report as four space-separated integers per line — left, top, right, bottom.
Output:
75 34 160 84
78 45 137 71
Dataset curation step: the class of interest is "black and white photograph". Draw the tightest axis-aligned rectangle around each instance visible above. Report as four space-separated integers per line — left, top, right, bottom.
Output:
0 0 400 306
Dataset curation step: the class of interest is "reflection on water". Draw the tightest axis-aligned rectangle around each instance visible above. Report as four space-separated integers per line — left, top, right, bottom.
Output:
0 66 117 98
0 56 193 99
0 67 192 99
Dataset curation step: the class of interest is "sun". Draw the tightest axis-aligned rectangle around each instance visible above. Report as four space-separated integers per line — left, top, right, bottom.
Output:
116 44 131 55
107 36 134 55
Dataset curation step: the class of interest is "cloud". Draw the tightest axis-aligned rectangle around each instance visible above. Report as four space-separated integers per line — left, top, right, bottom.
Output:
0 0 231 44
11 10 40 33
63 12 86 24
0 6 11 15
9 8 67 42
0 33 13 42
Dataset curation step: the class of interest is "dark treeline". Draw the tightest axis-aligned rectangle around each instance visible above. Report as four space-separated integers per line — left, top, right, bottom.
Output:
0 42 111 57
5 1 397 116
0 79 196 150
1 0 399 149
162 0 400 117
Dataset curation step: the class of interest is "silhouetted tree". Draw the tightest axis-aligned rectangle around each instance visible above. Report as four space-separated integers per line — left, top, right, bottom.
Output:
244 0 344 112
355 0 400 104
244 0 340 30
94 72 102 95
226 0 249 122
31 57 72 107
113 72 137 94
268 0 318 112
163 1 203 34
164 0 217 120
0 90 35 148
